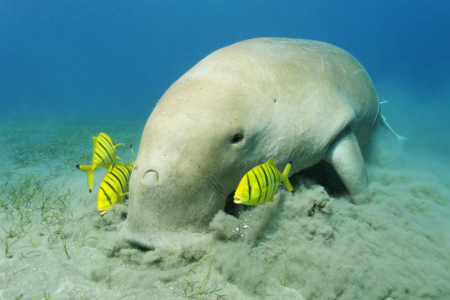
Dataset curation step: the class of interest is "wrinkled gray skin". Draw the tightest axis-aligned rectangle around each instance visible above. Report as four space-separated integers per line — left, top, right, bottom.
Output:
122 38 380 249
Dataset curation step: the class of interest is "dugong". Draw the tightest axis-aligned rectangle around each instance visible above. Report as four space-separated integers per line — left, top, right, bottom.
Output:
123 38 383 249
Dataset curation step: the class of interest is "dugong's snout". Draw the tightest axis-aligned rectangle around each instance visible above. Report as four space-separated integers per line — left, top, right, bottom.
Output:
122 158 226 250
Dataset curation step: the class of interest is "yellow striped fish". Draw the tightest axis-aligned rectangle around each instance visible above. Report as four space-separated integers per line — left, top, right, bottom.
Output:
97 145 135 215
76 132 124 193
234 157 294 205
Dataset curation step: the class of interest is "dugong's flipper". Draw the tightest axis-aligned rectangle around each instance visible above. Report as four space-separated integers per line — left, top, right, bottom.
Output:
325 128 368 196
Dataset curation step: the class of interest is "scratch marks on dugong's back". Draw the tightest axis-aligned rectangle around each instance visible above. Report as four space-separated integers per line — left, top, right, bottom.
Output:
353 69 366 75
299 42 349 74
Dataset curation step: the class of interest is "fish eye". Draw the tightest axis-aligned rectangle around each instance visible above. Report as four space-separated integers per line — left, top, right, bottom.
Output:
230 131 244 144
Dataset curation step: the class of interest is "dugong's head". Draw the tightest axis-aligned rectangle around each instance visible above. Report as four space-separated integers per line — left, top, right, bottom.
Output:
123 44 281 249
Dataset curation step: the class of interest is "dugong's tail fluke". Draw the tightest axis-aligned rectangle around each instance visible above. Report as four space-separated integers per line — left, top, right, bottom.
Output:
380 114 409 144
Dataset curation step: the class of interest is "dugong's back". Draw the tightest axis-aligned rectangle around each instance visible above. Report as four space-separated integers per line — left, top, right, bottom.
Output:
170 38 379 153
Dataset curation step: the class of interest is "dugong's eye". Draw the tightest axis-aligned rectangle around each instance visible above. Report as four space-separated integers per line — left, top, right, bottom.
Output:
230 131 244 145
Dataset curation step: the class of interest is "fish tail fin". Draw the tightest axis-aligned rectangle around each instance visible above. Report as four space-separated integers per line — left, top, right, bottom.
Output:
76 164 95 193
87 169 94 193
380 114 409 145
281 161 294 193
76 164 90 173
130 144 135 165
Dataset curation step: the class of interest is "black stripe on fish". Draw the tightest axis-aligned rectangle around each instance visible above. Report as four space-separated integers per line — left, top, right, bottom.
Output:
94 146 107 158
268 165 277 184
124 167 132 178
105 180 118 196
108 173 123 191
260 165 270 203
272 165 279 183
261 165 271 203
116 167 129 183
121 165 132 180
98 134 112 147
124 166 132 175
110 172 125 193
100 134 114 151
256 167 267 203
100 187 112 205
268 165 278 200
260 165 269 187
98 140 113 163
95 151 106 165
113 167 126 183
269 165 277 200
247 174 251 201
101 136 115 158
252 169 262 203
269 166 278 199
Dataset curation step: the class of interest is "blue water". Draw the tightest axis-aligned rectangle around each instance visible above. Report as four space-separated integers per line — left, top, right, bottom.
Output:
1 2 450 299
1 0 449 119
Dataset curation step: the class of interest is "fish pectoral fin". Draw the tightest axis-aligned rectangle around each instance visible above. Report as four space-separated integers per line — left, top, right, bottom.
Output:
115 156 122 161
130 144 135 165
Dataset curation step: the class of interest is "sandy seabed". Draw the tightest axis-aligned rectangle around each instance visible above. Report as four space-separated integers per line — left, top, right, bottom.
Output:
0 111 449 300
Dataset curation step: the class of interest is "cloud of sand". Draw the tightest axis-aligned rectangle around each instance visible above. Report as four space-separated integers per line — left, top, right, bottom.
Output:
205 139 450 299
2 83 449 299
201 80 450 299
55 87 450 299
